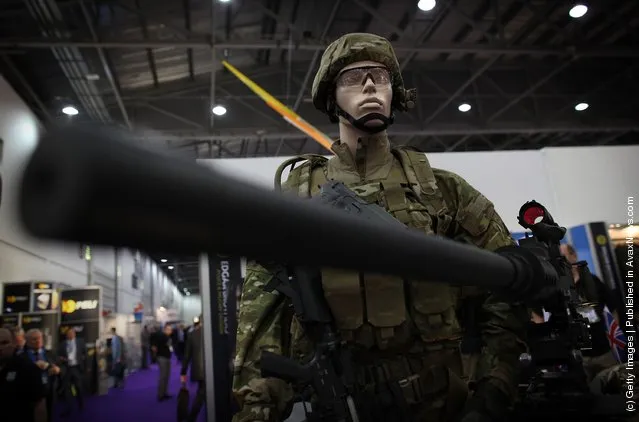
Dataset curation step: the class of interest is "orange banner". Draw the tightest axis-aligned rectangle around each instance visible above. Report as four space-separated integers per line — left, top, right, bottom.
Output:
221 60 334 152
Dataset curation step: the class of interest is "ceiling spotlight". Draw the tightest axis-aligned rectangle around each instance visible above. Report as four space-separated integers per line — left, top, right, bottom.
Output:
62 106 79 116
574 102 589 111
212 105 227 116
218 0 231 2
168 265 174 270
185 292 191 296
569 4 588 19
417 0 436 12
160 259 167 263
458 103 472 113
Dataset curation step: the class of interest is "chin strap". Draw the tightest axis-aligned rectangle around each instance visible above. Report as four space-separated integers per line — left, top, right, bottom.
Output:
335 104 394 134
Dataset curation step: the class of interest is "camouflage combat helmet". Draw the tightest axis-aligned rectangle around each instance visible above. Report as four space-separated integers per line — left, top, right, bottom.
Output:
311 33 417 117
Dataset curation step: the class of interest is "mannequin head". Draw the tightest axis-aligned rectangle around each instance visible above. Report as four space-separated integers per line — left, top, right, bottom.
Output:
334 60 393 134
311 33 416 152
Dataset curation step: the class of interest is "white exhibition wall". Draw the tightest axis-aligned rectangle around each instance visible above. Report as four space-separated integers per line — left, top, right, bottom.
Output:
199 145 638 231
541 146 638 227
0 75 183 317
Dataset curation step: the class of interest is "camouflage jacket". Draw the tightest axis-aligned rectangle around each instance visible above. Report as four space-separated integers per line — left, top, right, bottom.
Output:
232 134 528 422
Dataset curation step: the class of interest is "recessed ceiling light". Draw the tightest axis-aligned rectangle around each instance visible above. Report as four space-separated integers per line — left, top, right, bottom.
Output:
212 105 227 116
574 102 589 111
569 4 588 19
161 259 167 263
62 106 79 116
458 103 472 112
168 265 174 270
417 0 436 12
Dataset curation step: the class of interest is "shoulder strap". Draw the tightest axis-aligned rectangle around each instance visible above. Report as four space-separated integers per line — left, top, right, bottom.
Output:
391 146 447 215
274 154 329 197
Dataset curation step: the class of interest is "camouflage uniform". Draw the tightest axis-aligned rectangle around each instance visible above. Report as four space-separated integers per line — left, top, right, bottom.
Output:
232 33 528 422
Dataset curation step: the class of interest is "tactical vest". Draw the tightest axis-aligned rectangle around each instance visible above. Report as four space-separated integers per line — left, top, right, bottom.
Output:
274 147 464 353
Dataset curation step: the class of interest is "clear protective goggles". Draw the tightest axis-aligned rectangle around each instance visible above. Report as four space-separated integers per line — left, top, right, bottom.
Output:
336 66 392 88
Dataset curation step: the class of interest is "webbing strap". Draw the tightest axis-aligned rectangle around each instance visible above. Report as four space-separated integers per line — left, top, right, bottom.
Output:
381 181 411 225
391 147 446 216
274 154 328 195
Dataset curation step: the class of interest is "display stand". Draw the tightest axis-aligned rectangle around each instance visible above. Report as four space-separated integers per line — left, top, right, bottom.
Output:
59 286 103 395
20 311 60 351
200 254 243 422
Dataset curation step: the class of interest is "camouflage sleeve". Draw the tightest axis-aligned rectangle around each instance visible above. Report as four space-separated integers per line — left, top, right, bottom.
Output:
435 170 528 404
232 262 294 422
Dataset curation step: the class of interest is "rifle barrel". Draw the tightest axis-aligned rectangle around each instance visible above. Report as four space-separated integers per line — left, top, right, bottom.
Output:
19 126 521 290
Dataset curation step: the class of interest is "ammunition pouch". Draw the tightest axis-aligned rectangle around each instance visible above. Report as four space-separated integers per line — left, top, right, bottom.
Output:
351 355 469 422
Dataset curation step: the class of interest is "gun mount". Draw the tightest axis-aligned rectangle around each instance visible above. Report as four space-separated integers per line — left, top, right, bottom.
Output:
513 201 628 420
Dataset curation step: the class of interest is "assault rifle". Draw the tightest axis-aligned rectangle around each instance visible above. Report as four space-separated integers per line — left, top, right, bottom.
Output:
258 182 412 422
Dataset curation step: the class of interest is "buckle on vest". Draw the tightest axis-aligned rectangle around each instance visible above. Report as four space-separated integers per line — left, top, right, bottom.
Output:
381 181 409 212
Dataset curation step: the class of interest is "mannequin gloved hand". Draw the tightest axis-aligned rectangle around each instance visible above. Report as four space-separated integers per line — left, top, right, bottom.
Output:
458 382 511 422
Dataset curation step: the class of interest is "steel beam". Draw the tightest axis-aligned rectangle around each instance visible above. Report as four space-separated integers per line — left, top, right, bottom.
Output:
2 38 639 57
486 58 576 122
209 0 218 130
1 55 53 122
79 1 131 129
133 123 639 142
248 0 307 40
399 4 450 71
289 0 342 155
142 103 203 129
292 0 341 112
350 0 404 35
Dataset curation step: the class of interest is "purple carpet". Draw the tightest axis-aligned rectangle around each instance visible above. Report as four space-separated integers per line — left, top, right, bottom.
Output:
58 357 205 422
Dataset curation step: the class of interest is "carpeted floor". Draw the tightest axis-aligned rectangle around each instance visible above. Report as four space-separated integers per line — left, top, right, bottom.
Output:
57 358 205 422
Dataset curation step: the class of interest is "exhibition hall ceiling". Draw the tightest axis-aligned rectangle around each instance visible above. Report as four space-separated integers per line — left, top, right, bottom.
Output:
0 0 638 158
1 0 638 292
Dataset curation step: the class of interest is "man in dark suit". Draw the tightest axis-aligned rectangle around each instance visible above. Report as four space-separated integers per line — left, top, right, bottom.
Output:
140 325 151 370
109 327 126 388
180 318 205 422
24 329 59 422
13 328 26 355
57 328 86 415
0 327 47 422
151 324 173 401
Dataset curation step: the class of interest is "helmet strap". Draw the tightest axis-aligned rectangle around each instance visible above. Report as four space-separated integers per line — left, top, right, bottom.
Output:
334 104 394 134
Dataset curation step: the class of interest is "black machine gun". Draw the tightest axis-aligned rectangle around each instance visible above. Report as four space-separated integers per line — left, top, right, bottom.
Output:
512 201 627 420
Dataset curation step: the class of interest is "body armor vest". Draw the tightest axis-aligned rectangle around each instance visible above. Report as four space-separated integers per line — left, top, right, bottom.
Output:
276 147 464 353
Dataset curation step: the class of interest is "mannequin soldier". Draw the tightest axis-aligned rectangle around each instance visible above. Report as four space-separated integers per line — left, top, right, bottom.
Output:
232 33 528 422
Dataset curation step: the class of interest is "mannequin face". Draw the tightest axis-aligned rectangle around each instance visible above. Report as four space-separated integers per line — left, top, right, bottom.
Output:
334 60 392 128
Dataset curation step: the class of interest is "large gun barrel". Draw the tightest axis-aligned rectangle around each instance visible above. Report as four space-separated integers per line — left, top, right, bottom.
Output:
18 126 548 298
